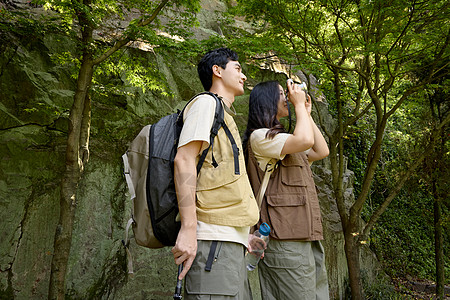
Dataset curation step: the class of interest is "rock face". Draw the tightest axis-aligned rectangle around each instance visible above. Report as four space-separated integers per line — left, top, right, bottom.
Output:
0 1 387 299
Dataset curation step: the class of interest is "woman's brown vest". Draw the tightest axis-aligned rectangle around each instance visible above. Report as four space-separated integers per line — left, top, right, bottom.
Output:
247 143 323 241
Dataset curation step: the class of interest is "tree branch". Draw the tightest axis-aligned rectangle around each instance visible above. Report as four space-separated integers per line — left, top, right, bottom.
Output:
360 112 450 240
92 0 170 65
385 3 415 57
350 118 386 224
345 101 373 128
334 13 348 65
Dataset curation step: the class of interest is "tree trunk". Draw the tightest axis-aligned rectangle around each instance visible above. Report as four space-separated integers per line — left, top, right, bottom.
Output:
433 132 445 300
48 58 93 300
46 1 170 296
434 185 444 299
344 224 364 300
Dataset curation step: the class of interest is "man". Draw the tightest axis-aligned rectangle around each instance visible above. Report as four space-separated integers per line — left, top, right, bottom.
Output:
171 48 259 299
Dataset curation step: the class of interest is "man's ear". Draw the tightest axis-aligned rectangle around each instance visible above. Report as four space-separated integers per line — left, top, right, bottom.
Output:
212 65 222 78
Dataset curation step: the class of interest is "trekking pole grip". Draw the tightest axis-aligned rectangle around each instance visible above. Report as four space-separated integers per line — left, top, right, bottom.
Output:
173 264 183 300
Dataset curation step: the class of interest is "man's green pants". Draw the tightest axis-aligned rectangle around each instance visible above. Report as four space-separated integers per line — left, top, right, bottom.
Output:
184 240 253 300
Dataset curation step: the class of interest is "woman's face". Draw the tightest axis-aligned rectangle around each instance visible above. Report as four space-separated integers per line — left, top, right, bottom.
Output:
276 84 288 120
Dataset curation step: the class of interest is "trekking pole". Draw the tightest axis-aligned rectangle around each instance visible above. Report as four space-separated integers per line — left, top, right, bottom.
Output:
173 264 183 300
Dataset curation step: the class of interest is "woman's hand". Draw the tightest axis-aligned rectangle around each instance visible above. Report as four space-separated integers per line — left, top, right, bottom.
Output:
281 80 315 155
247 233 267 258
286 79 307 108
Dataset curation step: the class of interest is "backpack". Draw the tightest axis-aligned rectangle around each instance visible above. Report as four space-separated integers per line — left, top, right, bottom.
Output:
121 92 240 272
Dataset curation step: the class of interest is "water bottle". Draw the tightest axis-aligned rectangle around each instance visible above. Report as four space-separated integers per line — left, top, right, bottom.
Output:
246 223 271 271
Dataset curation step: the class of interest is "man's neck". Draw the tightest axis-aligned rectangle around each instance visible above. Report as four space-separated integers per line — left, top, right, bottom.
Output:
209 88 234 108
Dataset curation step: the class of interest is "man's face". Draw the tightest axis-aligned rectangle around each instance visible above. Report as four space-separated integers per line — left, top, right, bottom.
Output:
219 60 247 96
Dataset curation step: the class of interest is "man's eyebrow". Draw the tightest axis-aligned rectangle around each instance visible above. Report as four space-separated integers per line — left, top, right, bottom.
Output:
232 62 242 68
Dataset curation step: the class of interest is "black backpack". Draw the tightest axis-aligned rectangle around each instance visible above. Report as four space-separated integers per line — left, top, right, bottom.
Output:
122 92 240 271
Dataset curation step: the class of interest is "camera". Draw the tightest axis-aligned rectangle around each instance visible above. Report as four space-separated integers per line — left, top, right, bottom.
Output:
286 79 308 98
296 82 308 92
288 79 307 92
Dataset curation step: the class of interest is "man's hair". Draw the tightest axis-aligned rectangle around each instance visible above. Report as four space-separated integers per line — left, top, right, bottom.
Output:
197 48 239 91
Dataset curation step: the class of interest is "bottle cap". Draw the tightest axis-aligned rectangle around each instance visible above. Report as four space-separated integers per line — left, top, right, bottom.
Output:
259 223 271 236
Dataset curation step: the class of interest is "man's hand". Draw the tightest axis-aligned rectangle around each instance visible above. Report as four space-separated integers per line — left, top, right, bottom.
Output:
171 226 197 280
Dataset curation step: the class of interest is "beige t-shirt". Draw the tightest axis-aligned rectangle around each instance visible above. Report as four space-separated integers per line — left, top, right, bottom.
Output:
178 94 215 152
178 94 249 246
250 128 290 171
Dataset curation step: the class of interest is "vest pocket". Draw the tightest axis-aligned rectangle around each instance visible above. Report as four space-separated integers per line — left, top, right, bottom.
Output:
280 157 306 187
265 194 311 240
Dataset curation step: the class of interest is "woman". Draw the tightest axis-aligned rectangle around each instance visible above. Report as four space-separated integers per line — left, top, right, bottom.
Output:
243 80 330 300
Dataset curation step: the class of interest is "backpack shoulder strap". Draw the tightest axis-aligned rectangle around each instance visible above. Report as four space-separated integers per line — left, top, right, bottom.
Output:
196 93 240 175
220 122 240 175
196 92 224 173
177 91 218 122
177 91 240 175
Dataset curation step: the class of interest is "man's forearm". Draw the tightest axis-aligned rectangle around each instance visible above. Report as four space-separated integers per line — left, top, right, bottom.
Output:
174 159 198 229
172 146 200 279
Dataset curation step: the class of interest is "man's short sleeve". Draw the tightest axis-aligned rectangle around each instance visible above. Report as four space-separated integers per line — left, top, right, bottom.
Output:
178 94 216 153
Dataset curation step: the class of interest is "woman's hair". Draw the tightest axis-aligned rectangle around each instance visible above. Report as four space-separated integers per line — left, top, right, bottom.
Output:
243 80 286 161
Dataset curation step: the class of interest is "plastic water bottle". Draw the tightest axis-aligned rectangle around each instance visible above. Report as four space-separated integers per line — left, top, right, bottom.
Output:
246 223 271 271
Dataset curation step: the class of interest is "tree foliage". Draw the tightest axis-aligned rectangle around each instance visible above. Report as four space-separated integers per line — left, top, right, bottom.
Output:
233 0 449 297
2 1 205 298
